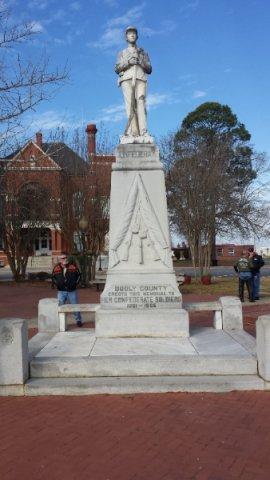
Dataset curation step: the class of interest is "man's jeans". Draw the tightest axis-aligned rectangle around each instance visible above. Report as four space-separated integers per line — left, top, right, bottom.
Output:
57 290 82 322
239 272 253 301
252 272 261 299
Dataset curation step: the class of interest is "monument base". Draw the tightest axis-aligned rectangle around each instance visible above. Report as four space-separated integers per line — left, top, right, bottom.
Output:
95 308 189 338
101 143 189 339
120 133 154 144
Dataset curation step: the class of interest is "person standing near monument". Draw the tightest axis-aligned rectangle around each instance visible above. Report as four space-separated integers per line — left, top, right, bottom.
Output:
115 26 153 143
248 247 265 300
52 253 83 327
234 250 254 302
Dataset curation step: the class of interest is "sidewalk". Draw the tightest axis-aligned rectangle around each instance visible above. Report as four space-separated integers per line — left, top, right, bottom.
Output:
1 392 270 480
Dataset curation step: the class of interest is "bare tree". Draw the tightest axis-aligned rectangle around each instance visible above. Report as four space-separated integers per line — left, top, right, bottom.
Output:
57 165 110 284
47 124 117 158
54 127 113 284
0 3 67 154
0 174 56 280
160 130 268 278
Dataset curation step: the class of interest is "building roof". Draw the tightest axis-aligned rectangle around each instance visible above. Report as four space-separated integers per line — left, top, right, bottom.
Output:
3 150 20 160
3 141 88 175
42 142 87 175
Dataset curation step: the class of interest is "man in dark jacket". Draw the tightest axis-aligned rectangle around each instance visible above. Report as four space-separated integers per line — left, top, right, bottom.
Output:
248 247 265 300
234 250 254 302
52 253 82 327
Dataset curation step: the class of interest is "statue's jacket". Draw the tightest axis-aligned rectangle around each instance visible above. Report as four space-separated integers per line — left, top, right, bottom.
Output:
115 46 152 85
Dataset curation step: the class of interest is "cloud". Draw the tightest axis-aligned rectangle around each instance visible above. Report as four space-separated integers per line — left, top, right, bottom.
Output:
91 28 123 49
178 73 195 81
92 5 176 51
28 0 50 9
29 20 44 33
28 110 77 131
147 92 171 107
43 9 66 25
91 4 145 50
107 4 145 28
176 73 197 88
141 20 176 37
53 34 73 46
93 103 126 123
192 90 206 99
104 0 119 7
93 90 171 124
70 1 81 11
179 0 199 13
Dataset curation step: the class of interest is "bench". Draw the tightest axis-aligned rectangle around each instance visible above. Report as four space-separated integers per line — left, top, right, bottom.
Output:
57 296 242 332
183 301 222 329
58 303 100 332
90 279 106 291
182 297 243 330
90 273 107 291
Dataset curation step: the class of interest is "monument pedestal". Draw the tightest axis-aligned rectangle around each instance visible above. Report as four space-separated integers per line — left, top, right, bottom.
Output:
96 144 189 338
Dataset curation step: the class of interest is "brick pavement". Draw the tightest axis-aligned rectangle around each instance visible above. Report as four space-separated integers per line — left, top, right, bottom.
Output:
1 392 270 480
0 282 101 320
1 283 270 480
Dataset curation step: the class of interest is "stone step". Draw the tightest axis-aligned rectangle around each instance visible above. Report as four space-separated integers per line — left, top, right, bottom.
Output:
25 375 264 396
30 353 257 378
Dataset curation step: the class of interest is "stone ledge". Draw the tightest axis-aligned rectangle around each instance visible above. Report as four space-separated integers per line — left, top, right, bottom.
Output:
28 332 55 361
30 353 257 378
0 385 24 396
24 375 265 396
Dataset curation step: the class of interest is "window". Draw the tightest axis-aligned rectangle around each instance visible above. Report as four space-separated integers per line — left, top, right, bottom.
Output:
30 155 36 167
18 182 51 221
0 236 3 250
41 238 47 248
217 247 223 256
73 231 83 253
73 191 84 219
228 248 235 256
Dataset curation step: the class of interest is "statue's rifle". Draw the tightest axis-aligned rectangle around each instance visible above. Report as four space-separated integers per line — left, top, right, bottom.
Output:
124 62 140 135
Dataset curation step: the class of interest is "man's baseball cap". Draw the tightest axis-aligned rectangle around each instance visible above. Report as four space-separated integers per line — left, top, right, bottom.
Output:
126 26 138 35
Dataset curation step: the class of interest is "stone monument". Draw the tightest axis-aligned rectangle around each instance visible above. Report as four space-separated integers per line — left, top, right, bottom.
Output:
95 27 189 338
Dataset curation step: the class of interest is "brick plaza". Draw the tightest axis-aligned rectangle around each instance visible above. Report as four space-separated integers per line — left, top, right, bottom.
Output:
1 283 270 479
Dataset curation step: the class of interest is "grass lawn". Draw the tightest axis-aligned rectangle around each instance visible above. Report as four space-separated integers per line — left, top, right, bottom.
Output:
180 276 270 296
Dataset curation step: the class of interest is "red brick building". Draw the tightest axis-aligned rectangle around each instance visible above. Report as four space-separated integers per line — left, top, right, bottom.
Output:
0 124 115 267
172 243 254 265
216 243 254 264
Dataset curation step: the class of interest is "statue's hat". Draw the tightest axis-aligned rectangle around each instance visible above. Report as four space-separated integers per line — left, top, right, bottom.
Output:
125 26 138 35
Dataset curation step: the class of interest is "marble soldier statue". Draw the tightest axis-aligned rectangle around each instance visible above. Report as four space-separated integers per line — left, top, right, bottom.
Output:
115 26 153 143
